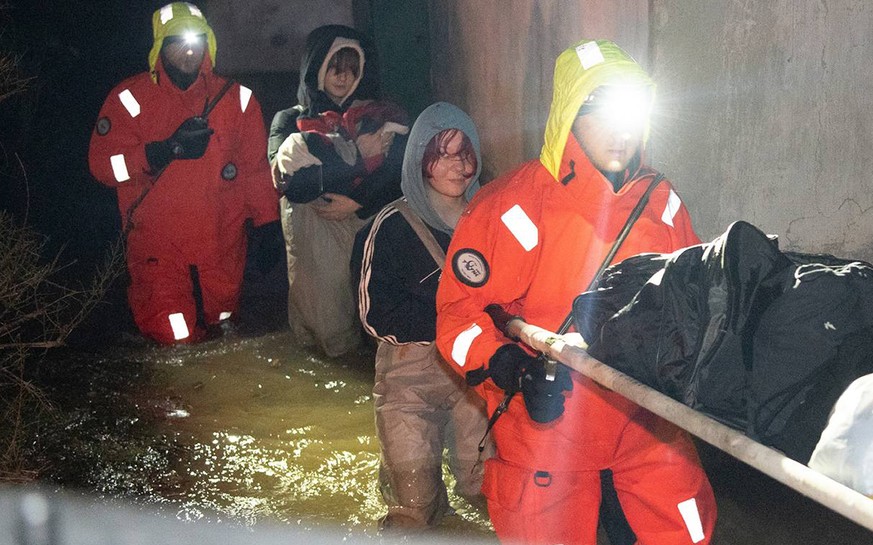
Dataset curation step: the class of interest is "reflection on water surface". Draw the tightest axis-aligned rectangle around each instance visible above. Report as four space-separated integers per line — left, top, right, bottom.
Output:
34 331 493 539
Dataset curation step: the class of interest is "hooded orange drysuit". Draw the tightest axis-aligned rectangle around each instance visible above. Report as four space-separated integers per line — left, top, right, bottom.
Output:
88 3 278 344
435 39 717 544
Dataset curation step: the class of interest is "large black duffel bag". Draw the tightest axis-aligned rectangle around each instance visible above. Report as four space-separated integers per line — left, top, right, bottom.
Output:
572 221 873 461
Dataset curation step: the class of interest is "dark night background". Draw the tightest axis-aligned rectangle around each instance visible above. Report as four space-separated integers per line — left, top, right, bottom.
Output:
0 1 297 345
3 1 168 254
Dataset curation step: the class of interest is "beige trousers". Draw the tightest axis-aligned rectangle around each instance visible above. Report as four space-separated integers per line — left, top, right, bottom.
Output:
374 341 493 530
280 197 364 357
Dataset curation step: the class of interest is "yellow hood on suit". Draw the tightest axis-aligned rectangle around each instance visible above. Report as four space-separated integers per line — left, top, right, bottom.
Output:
148 2 217 82
540 39 654 180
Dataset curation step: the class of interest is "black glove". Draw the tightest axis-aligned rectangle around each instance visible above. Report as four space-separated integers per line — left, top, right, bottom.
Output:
168 116 212 159
145 116 213 172
466 344 536 394
521 359 573 423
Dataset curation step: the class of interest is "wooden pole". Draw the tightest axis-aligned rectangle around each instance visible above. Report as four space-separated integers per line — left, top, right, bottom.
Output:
505 318 873 532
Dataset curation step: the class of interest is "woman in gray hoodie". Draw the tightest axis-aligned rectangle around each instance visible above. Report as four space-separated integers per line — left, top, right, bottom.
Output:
352 102 492 531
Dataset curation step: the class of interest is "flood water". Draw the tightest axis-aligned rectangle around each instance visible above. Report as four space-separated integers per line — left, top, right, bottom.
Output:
22 325 873 544
29 330 494 541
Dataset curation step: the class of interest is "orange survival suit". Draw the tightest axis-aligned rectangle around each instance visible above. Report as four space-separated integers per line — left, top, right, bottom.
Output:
88 3 278 344
435 39 717 544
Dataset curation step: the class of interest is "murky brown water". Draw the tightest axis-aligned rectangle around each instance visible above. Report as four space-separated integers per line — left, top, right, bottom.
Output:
24 329 873 544
31 331 493 539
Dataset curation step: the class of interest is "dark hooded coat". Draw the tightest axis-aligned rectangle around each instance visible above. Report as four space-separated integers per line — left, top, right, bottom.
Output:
267 25 403 218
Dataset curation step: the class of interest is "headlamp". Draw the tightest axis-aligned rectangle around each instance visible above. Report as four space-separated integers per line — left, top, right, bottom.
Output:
182 31 203 46
579 85 653 131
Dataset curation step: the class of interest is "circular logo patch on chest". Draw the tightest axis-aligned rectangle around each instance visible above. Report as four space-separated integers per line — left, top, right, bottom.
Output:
96 117 111 136
452 248 490 287
221 162 238 181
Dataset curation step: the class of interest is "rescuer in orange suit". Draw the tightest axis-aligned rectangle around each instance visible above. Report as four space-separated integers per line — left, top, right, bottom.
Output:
435 39 717 544
88 2 278 344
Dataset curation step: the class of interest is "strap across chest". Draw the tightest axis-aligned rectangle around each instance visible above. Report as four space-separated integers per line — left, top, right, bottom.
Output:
392 199 446 269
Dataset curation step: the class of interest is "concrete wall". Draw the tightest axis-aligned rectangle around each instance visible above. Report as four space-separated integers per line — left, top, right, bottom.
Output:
651 0 873 258
429 1 873 261
201 0 354 73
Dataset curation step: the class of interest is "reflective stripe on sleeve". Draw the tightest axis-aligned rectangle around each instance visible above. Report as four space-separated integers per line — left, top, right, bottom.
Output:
118 89 141 118
168 313 190 341
677 498 705 543
219 311 232 321
451 323 483 367
110 154 130 182
662 189 681 227
240 86 252 113
501 204 539 251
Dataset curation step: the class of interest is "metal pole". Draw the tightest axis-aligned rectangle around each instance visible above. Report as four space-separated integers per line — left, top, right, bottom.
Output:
505 319 873 533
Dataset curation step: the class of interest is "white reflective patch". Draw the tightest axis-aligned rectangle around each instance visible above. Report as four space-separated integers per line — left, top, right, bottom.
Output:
239 86 252 113
501 205 539 251
188 4 203 17
169 313 190 341
678 498 705 543
576 41 605 70
160 5 174 24
662 189 681 227
110 154 130 182
219 311 232 321
451 323 483 367
118 89 141 118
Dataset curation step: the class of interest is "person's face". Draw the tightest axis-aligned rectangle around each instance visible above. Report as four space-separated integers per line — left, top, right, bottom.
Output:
571 111 643 173
426 131 476 199
323 53 357 104
162 33 206 74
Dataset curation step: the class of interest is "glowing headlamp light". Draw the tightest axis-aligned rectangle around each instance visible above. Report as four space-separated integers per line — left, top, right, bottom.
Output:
182 31 203 46
579 85 653 130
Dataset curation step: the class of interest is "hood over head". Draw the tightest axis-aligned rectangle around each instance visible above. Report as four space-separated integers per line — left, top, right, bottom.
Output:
316 37 365 105
540 39 654 181
148 2 217 83
297 25 380 113
402 102 482 235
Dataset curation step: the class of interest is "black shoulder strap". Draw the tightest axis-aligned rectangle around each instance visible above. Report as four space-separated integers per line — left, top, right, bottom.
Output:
593 173 665 285
202 78 236 118
556 173 665 335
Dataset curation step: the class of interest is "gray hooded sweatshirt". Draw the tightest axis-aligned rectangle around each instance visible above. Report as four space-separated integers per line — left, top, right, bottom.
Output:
400 102 482 235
